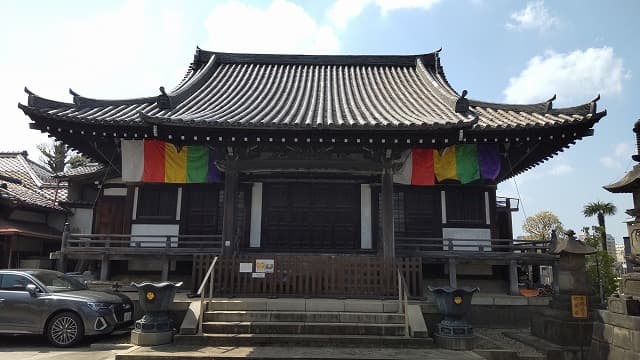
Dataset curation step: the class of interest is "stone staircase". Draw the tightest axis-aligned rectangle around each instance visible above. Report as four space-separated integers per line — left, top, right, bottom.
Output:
175 298 433 348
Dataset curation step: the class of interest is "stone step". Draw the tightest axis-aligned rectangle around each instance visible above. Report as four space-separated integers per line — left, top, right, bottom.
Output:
206 298 400 313
174 333 435 349
204 310 405 324
202 321 407 336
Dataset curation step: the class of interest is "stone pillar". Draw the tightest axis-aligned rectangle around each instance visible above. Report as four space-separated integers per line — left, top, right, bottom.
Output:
160 256 169 281
222 166 238 257
100 254 110 281
381 161 395 260
509 260 519 296
448 258 457 288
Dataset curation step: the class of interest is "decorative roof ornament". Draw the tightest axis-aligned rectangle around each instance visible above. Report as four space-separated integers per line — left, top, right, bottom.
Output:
157 86 172 110
589 94 600 115
632 119 640 163
455 90 469 113
544 94 556 113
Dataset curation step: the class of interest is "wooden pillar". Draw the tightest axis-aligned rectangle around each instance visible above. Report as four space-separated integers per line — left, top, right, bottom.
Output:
509 260 519 295
448 258 457 288
7 235 17 268
161 256 169 281
100 254 110 281
58 223 70 272
381 161 395 260
222 166 239 256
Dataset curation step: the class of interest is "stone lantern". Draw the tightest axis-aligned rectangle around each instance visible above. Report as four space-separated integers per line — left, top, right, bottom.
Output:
130 281 182 346
530 229 597 347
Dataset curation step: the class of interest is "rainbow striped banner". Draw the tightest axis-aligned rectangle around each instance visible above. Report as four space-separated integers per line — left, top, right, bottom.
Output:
394 144 501 185
121 140 221 183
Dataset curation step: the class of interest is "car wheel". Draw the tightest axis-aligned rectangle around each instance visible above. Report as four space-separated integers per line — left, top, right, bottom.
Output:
46 312 84 347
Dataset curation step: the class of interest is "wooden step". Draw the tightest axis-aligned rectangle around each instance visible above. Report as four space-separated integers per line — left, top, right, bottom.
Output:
174 333 435 348
204 310 405 324
202 321 406 336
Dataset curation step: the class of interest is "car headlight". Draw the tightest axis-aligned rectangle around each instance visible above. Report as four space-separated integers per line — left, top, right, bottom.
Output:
87 302 112 311
122 303 132 310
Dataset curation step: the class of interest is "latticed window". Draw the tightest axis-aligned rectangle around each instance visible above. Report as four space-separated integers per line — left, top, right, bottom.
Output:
136 186 178 220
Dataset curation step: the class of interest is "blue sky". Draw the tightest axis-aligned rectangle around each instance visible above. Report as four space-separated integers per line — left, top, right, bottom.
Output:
1 0 638 241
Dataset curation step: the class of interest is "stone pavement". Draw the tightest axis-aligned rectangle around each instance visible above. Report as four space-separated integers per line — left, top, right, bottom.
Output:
116 344 484 359
0 334 125 360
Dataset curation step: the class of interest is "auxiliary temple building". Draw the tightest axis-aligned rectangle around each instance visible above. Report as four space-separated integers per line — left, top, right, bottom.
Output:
18 49 606 297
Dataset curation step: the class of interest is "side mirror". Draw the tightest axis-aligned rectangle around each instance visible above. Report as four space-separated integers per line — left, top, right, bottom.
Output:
26 284 38 297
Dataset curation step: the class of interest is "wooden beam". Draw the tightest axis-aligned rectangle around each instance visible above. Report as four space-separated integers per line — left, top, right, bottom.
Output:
58 223 70 272
381 160 395 259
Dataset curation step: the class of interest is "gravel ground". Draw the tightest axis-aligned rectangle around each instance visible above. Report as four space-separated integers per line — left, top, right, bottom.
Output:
474 328 545 358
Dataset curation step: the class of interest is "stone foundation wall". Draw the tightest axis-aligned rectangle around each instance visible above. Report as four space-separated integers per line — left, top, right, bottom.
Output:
589 309 640 360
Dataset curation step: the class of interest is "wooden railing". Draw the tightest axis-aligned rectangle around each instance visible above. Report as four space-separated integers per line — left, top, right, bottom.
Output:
397 268 410 337
396 237 551 254
63 233 223 255
197 256 218 335
192 255 423 298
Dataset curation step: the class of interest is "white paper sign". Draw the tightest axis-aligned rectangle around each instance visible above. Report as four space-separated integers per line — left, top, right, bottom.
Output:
252 272 266 278
239 263 253 273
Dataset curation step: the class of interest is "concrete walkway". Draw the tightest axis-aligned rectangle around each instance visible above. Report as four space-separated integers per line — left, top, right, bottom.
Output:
115 344 484 360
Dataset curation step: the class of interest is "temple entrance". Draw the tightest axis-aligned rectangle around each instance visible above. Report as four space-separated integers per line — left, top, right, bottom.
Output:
261 182 361 251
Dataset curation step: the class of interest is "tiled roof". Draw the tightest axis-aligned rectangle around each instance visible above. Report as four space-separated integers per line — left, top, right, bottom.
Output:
0 182 64 211
19 49 604 132
0 218 61 239
54 163 104 178
0 152 67 211
604 164 640 193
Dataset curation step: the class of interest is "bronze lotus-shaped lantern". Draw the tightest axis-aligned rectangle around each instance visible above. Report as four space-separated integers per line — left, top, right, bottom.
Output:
428 286 479 337
131 281 182 333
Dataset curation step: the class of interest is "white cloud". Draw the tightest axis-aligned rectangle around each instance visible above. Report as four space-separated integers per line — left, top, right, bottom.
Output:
600 142 633 169
375 0 442 14
205 0 339 54
503 47 628 105
0 0 191 159
506 1 558 32
327 0 370 29
614 142 633 158
549 164 574 176
327 0 441 29
600 157 619 169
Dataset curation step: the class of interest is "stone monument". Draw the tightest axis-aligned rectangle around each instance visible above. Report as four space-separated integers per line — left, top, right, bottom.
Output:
530 229 597 348
591 119 640 360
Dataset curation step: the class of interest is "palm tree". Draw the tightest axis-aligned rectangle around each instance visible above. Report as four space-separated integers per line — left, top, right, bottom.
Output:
582 201 617 251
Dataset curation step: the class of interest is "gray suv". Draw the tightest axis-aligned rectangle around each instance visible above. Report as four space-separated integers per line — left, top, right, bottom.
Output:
0 269 133 347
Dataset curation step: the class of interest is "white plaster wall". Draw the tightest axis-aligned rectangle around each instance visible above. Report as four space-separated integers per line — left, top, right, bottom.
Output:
130 224 179 248
442 228 491 251
68 208 93 234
